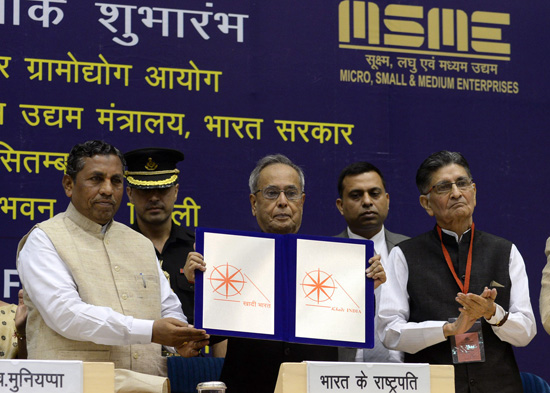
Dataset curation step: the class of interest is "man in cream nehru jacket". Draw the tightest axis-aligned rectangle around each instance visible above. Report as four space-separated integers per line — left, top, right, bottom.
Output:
17 140 209 393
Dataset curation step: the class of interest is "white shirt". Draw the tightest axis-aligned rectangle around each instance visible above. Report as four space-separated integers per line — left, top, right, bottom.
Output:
18 227 186 346
377 229 536 354
348 226 404 363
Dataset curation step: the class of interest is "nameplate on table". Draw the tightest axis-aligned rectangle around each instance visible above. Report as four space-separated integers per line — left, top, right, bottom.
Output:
307 361 430 393
0 360 83 393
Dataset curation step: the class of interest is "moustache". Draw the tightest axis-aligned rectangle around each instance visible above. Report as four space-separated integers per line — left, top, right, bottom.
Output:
93 198 115 205
146 203 165 210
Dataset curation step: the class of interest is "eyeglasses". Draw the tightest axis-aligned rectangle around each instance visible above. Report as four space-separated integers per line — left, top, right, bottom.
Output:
254 186 303 201
425 178 474 195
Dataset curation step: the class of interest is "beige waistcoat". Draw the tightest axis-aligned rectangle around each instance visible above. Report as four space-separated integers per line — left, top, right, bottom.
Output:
17 203 167 376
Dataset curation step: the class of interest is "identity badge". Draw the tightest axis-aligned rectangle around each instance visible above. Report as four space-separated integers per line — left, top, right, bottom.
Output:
449 319 485 364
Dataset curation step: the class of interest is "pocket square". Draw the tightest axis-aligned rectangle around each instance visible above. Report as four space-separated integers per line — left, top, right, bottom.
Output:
490 280 505 288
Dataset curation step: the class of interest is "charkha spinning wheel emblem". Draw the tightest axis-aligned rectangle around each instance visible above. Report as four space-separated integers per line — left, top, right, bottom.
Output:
301 268 336 303
209 263 246 298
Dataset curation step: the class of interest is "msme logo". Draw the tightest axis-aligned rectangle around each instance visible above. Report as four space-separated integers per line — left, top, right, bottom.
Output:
338 1 511 61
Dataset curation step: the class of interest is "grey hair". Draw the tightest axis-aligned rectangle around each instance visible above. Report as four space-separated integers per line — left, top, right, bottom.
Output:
416 150 472 194
248 154 305 193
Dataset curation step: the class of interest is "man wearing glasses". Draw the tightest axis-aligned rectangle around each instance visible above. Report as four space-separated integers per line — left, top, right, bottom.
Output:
377 151 536 393
248 154 306 235
185 154 385 393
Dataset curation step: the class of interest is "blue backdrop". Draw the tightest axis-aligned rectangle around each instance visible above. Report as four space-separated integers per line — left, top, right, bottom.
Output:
1 0 548 381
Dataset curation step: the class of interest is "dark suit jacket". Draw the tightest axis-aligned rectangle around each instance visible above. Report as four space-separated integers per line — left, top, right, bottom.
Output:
336 227 409 362
336 227 408 250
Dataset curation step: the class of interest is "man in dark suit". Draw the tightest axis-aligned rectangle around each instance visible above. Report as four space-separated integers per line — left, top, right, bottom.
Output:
124 148 197 325
335 161 408 363
184 154 387 393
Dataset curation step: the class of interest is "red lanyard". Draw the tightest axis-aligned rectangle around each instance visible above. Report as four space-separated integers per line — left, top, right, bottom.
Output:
436 223 475 294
